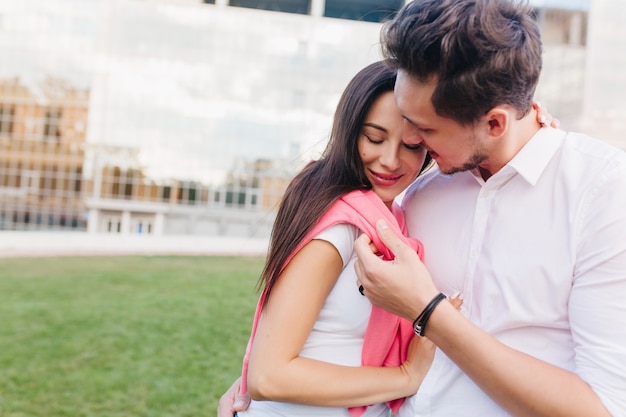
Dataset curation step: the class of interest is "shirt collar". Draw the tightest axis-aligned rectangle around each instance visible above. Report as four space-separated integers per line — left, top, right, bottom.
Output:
470 127 566 187
507 127 566 185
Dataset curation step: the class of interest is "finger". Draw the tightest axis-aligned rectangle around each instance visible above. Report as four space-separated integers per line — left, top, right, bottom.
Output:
217 398 233 417
353 250 368 285
449 296 463 310
538 113 547 126
217 377 243 416
233 393 251 412
374 219 412 260
353 232 378 272
551 118 560 128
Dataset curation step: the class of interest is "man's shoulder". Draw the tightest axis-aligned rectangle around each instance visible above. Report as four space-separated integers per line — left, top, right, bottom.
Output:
562 131 626 162
559 131 626 183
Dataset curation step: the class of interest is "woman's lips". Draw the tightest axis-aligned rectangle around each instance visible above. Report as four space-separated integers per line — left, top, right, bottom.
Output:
369 170 402 186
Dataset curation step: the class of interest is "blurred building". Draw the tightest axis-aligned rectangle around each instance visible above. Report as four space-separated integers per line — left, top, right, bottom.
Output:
0 77 88 231
1 0 622 239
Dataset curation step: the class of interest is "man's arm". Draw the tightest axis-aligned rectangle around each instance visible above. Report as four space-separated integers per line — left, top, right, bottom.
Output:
354 220 613 417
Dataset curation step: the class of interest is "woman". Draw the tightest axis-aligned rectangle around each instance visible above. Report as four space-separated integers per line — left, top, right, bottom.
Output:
219 62 555 417
237 61 436 417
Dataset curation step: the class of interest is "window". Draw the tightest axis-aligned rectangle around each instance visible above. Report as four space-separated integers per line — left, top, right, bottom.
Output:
324 0 402 23
229 0 310 15
44 107 62 140
21 170 39 193
162 185 171 202
0 104 14 136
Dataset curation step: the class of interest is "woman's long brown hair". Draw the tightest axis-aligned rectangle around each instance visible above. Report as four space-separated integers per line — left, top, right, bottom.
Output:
258 61 430 306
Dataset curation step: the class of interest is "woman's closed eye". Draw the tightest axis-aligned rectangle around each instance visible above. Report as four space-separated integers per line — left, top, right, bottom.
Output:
364 134 384 144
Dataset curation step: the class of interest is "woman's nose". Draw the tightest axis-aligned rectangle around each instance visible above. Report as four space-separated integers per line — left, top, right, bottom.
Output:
380 145 401 170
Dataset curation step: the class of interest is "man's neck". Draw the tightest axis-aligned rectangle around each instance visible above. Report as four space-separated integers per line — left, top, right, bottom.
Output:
478 112 542 181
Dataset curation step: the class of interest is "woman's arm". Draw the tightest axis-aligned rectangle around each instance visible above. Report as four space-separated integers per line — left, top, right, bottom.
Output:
247 238 434 407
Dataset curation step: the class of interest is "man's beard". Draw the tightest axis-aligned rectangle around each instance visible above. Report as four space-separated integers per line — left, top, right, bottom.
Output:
441 151 488 175
439 134 488 175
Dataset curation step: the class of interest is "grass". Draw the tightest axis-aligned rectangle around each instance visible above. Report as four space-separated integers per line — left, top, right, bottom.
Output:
0 255 264 417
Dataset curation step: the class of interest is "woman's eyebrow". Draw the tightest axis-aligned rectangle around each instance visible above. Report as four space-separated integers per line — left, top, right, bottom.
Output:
362 122 388 133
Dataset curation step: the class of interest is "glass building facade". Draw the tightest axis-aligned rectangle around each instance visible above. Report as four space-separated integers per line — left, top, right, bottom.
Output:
1 0 621 238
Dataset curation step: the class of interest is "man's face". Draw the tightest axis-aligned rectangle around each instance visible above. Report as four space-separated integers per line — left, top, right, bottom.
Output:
394 70 488 175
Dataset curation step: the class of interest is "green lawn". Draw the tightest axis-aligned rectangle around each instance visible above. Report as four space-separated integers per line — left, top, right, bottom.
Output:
0 255 264 417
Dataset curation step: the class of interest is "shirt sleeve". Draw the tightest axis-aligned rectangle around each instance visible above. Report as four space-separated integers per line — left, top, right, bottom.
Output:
313 223 360 268
570 154 626 415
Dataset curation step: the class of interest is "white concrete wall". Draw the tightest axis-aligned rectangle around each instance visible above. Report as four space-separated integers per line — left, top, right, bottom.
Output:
580 0 626 150
0 231 269 257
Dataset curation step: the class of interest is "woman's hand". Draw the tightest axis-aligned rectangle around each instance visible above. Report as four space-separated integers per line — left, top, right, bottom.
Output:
217 377 250 417
400 335 436 392
399 295 462 393
533 101 560 128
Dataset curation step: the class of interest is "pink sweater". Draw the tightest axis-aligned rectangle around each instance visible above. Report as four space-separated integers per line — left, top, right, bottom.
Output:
239 190 424 416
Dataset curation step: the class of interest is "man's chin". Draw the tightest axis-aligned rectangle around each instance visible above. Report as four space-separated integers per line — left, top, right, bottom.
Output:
439 165 466 175
438 158 485 175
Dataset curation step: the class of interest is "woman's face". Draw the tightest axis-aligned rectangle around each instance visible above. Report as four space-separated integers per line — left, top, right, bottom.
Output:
358 91 427 208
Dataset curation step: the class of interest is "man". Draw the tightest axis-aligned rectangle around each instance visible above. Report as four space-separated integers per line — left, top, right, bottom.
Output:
219 0 626 415
353 0 626 415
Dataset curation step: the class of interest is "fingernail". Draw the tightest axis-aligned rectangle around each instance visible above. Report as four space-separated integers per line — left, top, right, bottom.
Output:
377 219 389 230
539 114 546 124
234 400 244 408
535 101 541 109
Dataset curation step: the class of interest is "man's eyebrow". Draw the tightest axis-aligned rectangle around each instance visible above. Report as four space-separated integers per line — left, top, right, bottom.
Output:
363 122 388 133
403 115 432 130
402 115 419 127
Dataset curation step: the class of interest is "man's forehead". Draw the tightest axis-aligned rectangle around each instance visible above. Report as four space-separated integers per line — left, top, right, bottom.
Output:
394 72 436 107
396 70 437 86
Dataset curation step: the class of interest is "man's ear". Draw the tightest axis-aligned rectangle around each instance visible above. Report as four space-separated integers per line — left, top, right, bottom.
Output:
486 109 508 138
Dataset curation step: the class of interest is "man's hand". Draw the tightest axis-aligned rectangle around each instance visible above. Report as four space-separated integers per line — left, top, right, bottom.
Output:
217 377 250 417
354 219 439 322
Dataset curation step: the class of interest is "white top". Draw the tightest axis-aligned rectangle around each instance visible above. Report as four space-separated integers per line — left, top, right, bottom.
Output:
239 224 390 417
398 128 626 416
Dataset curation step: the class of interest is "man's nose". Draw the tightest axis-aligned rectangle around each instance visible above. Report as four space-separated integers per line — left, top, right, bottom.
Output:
402 120 422 145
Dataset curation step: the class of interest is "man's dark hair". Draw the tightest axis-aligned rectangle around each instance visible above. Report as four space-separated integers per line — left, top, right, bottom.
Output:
382 0 542 125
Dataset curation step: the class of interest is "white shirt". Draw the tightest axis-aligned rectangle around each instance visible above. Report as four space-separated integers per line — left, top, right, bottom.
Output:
399 128 626 416
239 224 390 417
